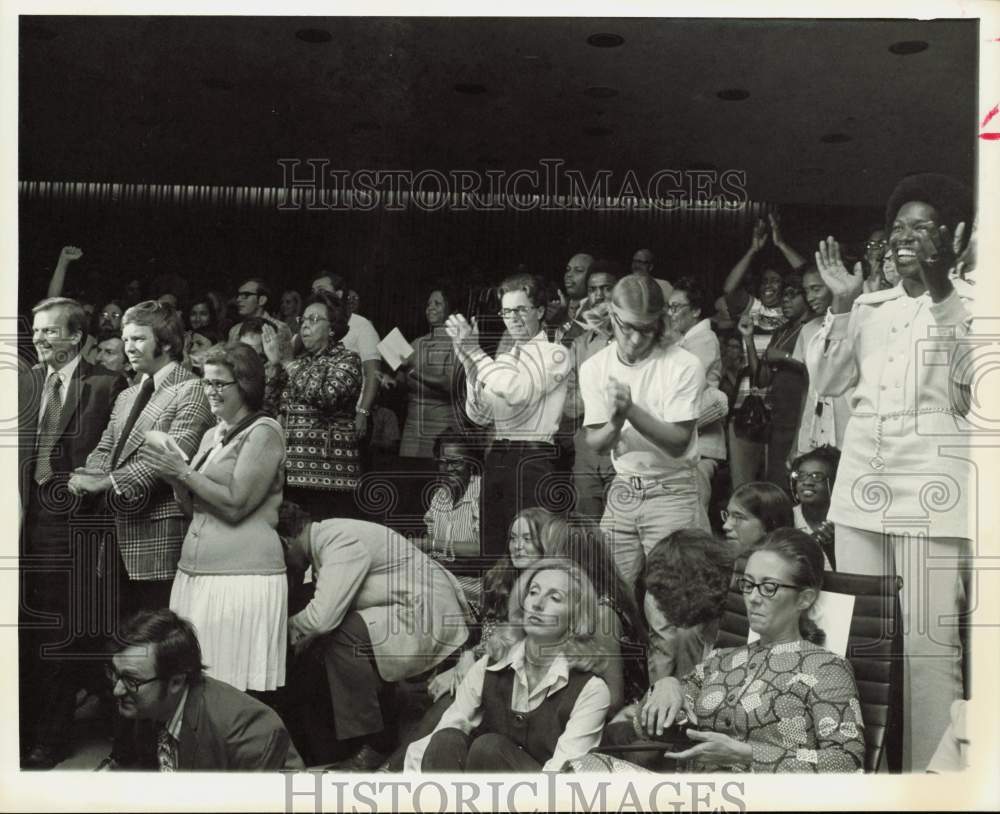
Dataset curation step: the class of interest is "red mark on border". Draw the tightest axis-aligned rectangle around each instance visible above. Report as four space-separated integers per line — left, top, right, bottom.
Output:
980 104 1000 140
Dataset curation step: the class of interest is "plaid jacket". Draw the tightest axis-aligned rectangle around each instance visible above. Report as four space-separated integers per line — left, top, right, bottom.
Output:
86 363 213 580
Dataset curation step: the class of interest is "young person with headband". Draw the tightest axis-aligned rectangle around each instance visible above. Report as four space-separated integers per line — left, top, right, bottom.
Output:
578 273 710 684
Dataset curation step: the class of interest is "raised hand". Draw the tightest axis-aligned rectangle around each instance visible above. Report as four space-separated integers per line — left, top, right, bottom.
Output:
815 237 863 312
953 218 976 281
444 314 479 349
750 219 769 253
59 246 83 264
768 211 784 246
261 322 293 364
916 222 964 299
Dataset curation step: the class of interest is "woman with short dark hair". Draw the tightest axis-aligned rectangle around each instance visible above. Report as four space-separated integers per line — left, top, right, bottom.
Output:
145 342 288 693
650 529 865 772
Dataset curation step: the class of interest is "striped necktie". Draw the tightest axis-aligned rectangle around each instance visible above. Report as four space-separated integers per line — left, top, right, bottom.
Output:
34 372 63 485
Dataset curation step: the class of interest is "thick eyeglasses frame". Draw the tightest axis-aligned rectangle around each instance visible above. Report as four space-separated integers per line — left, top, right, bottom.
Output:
735 576 801 599
105 663 162 694
610 310 660 337
301 315 330 326
202 379 238 393
497 306 538 319
790 470 829 484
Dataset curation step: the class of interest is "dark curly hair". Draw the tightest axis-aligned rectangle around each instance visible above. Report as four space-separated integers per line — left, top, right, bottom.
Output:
646 529 736 628
885 173 973 244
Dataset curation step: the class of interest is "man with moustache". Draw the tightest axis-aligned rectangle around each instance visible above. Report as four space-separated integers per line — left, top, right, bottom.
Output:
69 301 213 619
19 297 127 768
811 173 974 771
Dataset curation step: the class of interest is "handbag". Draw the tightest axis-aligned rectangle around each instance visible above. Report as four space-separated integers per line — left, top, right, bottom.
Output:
733 391 772 443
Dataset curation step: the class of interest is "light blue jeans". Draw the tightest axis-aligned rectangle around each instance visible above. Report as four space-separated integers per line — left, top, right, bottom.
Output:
600 468 710 585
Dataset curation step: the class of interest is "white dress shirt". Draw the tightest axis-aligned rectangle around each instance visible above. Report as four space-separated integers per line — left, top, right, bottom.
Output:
404 640 610 772
38 352 82 422
678 318 727 461
465 331 571 443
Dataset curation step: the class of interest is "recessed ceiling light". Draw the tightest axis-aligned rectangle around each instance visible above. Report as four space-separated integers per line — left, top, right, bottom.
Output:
889 40 929 55
295 28 332 44
820 133 853 144
587 33 624 48
583 126 614 137
454 83 488 95
21 23 58 40
203 78 234 91
716 88 750 101
584 86 619 99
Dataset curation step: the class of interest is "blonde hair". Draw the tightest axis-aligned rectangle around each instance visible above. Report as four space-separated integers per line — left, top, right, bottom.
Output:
487 557 607 674
610 274 677 349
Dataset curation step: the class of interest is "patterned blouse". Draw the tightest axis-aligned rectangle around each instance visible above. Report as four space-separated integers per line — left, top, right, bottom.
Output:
682 639 865 773
279 342 362 493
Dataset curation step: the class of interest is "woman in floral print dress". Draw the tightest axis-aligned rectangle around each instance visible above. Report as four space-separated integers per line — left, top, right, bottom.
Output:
276 290 362 520
654 528 865 772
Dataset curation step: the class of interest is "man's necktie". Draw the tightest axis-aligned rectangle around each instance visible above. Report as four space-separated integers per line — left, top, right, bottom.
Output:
156 727 178 772
111 376 155 468
34 372 63 485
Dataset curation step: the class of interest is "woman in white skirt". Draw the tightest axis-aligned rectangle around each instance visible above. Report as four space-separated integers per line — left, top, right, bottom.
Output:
147 342 287 693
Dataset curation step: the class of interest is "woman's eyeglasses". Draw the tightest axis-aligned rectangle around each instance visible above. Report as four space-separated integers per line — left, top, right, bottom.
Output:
301 315 330 326
720 509 753 524
735 576 800 599
791 470 829 484
202 379 238 393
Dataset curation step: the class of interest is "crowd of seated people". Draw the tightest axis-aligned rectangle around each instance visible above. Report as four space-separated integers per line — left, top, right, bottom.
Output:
17 172 977 775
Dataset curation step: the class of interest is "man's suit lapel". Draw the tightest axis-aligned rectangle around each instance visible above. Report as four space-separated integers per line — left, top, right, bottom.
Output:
178 681 206 770
116 365 188 465
53 359 87 441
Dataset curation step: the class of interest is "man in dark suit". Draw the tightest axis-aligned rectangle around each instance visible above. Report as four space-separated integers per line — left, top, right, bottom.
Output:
104 608 303 771
68 301 213 618
19 296 127 768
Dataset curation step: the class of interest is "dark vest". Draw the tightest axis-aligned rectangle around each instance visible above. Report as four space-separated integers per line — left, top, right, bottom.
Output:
476 663 594 765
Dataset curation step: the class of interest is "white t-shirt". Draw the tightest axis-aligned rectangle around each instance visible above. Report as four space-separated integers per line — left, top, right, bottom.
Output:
579 342 703 476
341 313 380 362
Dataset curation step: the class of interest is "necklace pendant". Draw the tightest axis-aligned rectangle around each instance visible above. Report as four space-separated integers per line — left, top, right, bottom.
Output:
869 455 885 471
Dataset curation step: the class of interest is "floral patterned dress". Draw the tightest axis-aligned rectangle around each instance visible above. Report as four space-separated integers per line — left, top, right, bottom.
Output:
279 342 362 493
682 639 865 772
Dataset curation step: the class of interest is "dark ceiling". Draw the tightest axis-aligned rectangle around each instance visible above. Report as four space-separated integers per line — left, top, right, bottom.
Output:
18 16 978 206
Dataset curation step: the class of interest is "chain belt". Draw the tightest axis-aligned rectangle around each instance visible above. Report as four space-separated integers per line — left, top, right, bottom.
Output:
851 407 958 471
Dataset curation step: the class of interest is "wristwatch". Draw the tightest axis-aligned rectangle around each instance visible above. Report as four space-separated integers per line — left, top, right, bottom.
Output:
357 407 371 416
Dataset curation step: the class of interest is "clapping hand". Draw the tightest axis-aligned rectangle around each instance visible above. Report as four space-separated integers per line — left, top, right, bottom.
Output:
916 221 965 296
750 219 769 252
444 314 479 350
815 237 863 311
261 321 293 364
606 377 632 425
954 217 977 281
768 212 784 246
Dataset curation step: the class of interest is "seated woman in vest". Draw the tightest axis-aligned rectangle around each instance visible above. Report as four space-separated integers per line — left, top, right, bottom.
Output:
646 529 865 772
405 558 611 772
